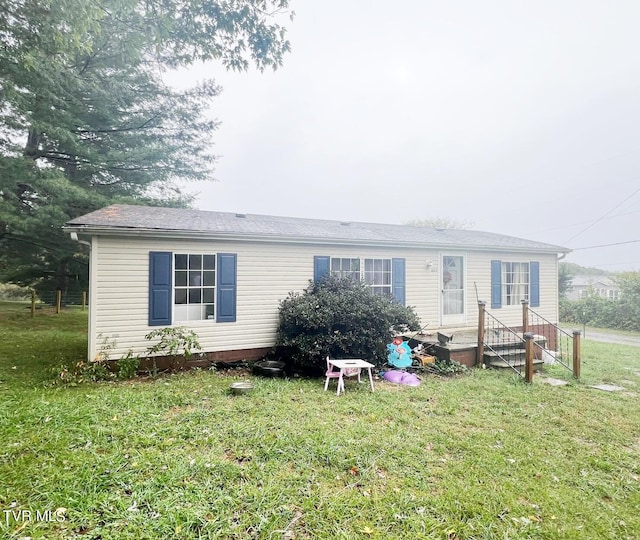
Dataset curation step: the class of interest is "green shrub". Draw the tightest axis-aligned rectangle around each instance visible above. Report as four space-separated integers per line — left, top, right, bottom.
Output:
115 350 141 379
144 326 202 374
50 337 141 385
53 358 114 386
560 274 640 333
275 277 421 373
425 357 468 376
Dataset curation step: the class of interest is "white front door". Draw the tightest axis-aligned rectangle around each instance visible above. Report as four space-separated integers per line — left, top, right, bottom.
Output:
441 254 466 326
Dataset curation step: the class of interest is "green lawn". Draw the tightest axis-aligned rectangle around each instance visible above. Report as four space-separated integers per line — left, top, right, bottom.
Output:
1 302 639 539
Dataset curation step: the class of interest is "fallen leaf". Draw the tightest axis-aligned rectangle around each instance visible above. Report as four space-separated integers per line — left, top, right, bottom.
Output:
360 526 374 535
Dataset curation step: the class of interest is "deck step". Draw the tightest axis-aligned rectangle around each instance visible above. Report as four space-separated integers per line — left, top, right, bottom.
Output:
485 337 547 351
485 356 545 369
484 348 525 358
484 345 544 369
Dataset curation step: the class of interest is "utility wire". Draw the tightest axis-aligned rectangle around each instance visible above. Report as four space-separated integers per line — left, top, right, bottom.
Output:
572 239 640 251
538 209 640 232
580 261 640 268
564 186 640 243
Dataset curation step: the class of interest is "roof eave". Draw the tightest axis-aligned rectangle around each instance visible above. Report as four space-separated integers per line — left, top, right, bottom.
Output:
64 225 571 254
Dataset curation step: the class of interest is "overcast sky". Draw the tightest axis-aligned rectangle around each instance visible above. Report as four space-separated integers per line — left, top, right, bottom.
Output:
171 0 640 272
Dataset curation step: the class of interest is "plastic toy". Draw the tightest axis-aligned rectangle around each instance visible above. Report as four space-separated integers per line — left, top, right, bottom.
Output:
387 337 412 368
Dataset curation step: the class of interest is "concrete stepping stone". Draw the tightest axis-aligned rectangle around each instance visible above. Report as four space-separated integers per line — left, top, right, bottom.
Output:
590 384 625 392
539 377 569 387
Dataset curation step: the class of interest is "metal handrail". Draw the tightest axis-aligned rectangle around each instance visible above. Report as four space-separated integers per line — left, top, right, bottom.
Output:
483 310 526 377
526 304 575 374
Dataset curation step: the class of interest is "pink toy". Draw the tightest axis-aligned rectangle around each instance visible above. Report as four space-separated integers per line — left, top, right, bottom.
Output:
382 370 421 386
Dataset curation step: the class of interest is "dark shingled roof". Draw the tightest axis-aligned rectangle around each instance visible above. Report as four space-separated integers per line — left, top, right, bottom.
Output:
66 204 570 253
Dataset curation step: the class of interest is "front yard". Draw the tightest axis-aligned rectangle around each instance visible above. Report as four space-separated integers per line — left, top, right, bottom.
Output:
1 303 639 539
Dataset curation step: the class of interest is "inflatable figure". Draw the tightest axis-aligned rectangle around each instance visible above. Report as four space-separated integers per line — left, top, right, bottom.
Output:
387 337 412 368
381 370 421 386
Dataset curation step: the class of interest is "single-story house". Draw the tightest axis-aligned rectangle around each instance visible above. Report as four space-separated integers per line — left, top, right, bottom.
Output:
65 204 570 364
566 275 619 301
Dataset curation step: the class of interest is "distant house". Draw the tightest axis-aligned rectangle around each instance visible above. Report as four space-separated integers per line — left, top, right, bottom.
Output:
566 275 619 301
65 205 570 363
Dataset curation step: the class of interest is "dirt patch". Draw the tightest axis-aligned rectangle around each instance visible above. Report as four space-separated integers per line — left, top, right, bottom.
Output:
214 367 253 378
626 438 640 454
163 405 196 419
223 448 253 465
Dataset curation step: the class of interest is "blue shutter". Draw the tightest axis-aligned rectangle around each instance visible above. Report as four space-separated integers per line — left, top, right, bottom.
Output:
530 261 540 307
314 256 330 282
149 251 172 326
216 253 237 323
491 260 502 309
392 258 406 305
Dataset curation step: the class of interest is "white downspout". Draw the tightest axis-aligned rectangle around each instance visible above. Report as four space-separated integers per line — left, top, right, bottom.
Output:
70 232 97 360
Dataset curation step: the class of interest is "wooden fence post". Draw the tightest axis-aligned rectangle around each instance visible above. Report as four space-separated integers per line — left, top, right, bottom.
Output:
524 332 534 383
82 291 87 311
521 299 529 334
477 301 486 367
31 290 36 318
572 330 581 379
56 290 62 314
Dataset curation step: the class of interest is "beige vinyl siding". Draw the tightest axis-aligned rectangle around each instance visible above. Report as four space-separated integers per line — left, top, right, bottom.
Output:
93 236 313 358
472 252 559 327
89 235 560 359
405 252 440 328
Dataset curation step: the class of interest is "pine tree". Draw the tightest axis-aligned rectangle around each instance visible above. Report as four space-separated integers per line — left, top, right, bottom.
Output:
0 0 291 298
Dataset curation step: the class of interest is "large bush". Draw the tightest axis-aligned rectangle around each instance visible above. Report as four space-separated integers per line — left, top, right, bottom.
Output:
275 277 421 373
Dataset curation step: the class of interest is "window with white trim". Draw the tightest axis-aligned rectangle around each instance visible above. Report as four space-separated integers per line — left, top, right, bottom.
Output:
502 262 529 306
330 258 360 280
330 257 392 296
174 254 216 321
364 258 392 296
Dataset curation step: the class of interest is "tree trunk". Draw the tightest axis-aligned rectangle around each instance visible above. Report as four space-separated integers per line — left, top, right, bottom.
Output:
24 126 41 159
55 259 70 306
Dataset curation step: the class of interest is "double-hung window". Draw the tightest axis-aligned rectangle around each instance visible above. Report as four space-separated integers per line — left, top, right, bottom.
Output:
174 254 216 321
502 262 530 306
321 256 398 299
491 260 539 309
364 258 392 296
330 258 360 280
149 251 237 326
329 257 392 296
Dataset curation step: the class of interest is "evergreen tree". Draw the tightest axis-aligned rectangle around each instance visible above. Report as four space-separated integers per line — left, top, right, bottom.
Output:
0 0 291 298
